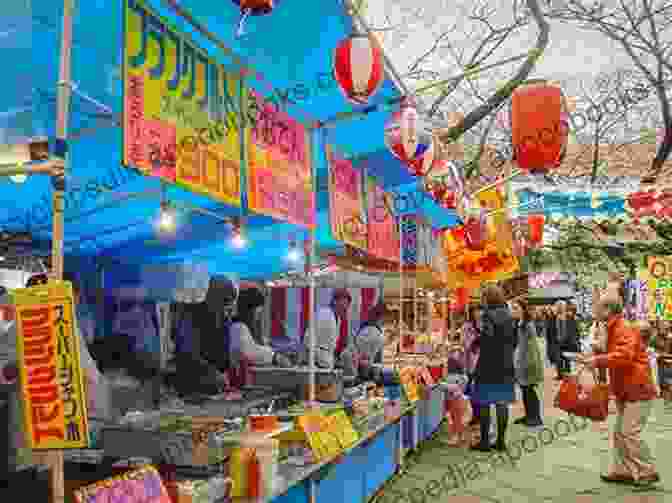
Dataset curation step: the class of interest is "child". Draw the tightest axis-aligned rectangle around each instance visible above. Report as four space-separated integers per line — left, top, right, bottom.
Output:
442 356 470 446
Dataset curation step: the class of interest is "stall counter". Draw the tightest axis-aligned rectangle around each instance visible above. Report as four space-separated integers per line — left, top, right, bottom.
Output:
234 382 449 503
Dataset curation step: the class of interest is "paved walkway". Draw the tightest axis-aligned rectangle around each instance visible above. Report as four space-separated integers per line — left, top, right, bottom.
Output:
374 368 672 503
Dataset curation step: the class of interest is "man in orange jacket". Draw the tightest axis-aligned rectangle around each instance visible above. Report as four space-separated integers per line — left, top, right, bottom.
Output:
578 300 659 486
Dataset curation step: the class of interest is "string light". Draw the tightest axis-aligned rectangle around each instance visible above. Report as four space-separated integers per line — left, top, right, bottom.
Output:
287 241 301 262
157 201 176 234
231 217 246 249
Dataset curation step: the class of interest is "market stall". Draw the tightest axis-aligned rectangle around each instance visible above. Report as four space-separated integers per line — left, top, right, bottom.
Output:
0 1 471 502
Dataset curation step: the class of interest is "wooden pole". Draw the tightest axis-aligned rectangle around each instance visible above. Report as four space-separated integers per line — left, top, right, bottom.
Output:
33 2 74 501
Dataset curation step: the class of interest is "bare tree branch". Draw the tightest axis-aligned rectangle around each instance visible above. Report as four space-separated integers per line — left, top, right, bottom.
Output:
435 0 550 149
549 0 672 182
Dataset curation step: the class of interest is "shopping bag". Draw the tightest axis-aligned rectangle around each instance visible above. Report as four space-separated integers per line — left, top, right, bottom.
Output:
554 368 609 421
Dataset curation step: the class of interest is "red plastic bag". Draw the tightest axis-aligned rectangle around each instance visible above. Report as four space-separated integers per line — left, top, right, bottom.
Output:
554 369 609 421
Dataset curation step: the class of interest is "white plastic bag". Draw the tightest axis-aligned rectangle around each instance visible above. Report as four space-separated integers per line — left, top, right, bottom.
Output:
649 349 660 395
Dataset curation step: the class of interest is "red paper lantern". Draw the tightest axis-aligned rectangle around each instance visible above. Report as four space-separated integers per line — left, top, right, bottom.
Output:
528 214 545 245
334 34 384 105
511 80 569 173
232 0 278 36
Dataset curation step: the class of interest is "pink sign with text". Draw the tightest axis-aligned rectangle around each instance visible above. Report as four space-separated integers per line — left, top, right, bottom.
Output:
247 90 315 227
367 179 399 262
328 155 367 250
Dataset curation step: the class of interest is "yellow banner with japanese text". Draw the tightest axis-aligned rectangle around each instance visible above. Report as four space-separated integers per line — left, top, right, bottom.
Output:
11 281 89 449
123 0 242 206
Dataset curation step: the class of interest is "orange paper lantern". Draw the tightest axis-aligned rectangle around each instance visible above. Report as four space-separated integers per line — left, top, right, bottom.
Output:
511 80 568 173
527 214 545 245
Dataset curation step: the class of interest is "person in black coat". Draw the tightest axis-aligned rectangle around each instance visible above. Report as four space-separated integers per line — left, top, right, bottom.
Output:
470 285 516 452
552 301 580 379
543 305 560 378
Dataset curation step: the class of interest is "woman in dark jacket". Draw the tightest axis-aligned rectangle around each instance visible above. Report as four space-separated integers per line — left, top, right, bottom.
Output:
471 285 516 452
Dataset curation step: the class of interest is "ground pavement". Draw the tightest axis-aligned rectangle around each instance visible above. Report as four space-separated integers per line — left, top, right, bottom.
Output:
373 367 672 503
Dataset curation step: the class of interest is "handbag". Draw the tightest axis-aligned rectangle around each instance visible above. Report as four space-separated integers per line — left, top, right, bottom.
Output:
554 367 609 421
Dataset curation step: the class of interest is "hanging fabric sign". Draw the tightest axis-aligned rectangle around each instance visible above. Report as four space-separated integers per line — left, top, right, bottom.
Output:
638 256 672 320
328 152 367 249
123 0 242 206
245 90 315 227
367 178 399 262
11 281 89 449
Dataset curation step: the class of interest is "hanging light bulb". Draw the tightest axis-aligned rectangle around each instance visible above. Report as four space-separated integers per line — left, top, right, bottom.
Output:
231 217 247 249
287 240 301 262
157 201 176 234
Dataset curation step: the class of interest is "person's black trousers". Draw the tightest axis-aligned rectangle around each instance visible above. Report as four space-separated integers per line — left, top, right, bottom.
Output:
520 385 542 424
557 354 572 376
478 403 509 449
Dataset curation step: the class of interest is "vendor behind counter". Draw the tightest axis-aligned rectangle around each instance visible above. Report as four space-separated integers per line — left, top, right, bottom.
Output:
170 278 291 396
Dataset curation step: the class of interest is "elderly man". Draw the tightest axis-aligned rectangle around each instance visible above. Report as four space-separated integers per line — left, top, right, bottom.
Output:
578 300 659 486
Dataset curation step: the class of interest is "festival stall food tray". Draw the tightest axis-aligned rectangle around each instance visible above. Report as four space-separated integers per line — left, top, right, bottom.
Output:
249 366 344 402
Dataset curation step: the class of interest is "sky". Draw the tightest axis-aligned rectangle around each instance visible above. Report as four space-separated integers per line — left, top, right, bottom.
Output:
363 0 662 146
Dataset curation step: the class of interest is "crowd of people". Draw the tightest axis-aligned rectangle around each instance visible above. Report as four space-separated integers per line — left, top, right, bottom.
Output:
442 284 667 487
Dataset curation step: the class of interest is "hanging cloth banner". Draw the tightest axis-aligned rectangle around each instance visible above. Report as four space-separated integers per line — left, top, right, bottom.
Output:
245 89 315 227
123 0 242 206
638 256 672 320
11 281 89 449
327 151 367 249
367 178 399 262
442 189 519 290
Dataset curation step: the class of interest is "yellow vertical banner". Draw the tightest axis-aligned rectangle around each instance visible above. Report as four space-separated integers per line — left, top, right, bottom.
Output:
123 0 242 206
638 256 672 320
476 187 514 254
11 281 89 449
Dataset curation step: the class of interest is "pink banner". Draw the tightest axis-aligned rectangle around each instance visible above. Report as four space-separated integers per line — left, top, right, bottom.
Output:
247 90 315 227
123 76 177 182
328 155 367 249
367 178 399 262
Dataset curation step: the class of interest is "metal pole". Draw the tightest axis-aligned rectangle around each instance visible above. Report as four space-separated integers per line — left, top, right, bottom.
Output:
308 233 316 404
307 131 318 404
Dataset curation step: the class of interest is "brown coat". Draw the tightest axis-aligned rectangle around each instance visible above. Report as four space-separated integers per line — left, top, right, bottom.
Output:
593 315 657 402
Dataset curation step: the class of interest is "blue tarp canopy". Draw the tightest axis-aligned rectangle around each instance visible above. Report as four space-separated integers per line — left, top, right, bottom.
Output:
0 0 458 280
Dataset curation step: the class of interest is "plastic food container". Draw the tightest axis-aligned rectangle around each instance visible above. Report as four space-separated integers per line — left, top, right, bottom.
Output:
249 415 279 432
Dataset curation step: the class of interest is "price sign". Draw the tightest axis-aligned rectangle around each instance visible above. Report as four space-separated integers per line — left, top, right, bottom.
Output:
297 413 341 461
328 410 359 449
